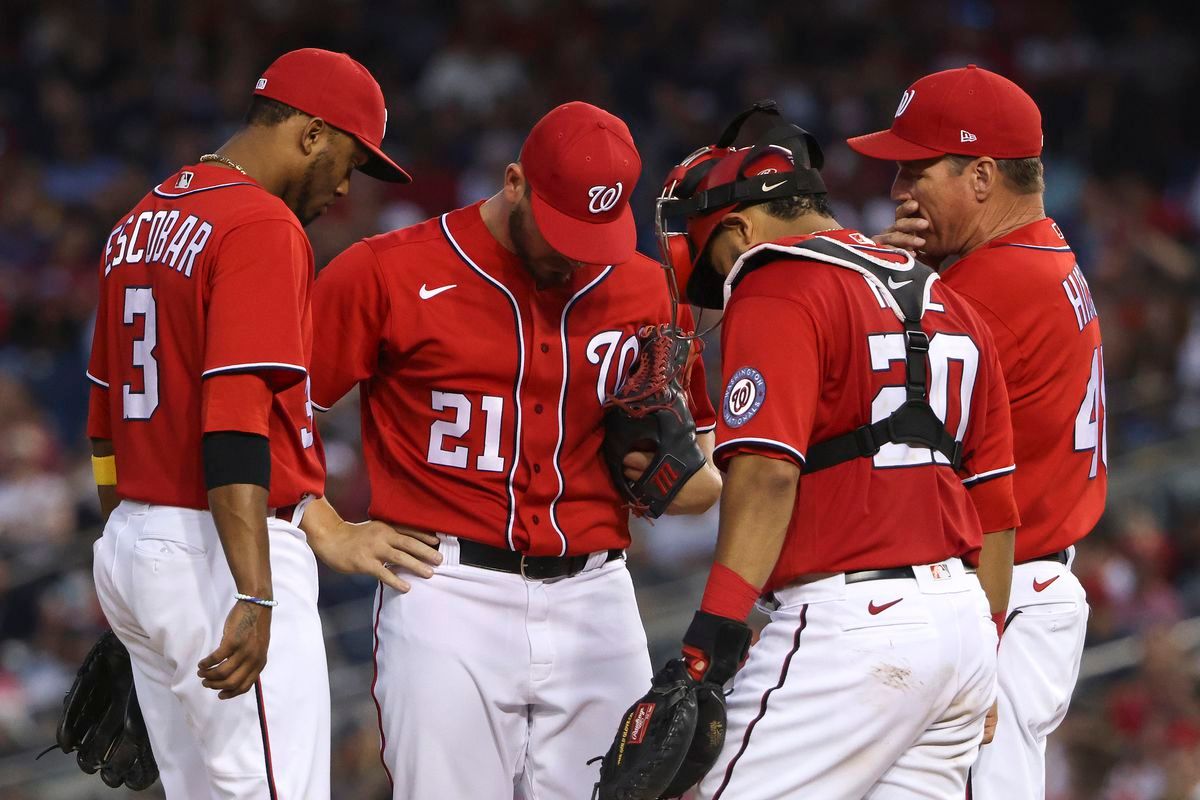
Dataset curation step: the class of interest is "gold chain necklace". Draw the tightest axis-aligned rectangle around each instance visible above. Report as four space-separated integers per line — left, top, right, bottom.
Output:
199 153 248 175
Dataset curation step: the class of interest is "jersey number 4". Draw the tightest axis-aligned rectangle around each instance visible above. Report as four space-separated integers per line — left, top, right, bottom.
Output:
1073 345 1107 478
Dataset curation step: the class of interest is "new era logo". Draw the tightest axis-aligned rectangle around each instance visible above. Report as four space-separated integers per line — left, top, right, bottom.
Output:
175 171 194 189
960 129 977 143
255 78 268 90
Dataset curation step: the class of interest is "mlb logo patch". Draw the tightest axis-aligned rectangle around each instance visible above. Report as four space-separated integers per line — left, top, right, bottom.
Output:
929 563 951 581
175 171 194 189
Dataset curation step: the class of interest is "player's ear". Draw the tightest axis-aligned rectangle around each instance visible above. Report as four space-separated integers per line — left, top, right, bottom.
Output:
720 211 754 252
971 157 998 200
502 163 525 204
299 117 327 157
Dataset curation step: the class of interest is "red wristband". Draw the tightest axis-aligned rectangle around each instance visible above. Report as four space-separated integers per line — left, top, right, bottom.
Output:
699 563 762 622
992 611 1006 642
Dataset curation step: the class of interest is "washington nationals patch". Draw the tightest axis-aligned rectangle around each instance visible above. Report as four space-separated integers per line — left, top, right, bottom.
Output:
723 367 766 428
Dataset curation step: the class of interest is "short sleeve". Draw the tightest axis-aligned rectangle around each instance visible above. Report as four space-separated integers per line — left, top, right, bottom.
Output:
310 241 389 410
203 220 310 391
87 384 112 439
713 294 822 469
86 265 113 439
202 373 273 436
961 339 1021 532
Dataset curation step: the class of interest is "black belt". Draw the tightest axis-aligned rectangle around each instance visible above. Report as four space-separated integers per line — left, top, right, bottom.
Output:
273 504 298 523
844 567 916 584
453 538 623 581
1019 549 1068 566
844 563 977 584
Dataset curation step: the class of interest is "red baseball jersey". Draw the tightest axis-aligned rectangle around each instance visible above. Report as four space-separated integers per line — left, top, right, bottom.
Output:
86 164 324 509
310 201 716 556
714 230 1019 592
940 218 1106 562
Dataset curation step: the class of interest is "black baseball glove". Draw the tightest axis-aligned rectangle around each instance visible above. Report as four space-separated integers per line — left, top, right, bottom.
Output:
603 324 707 518
592 613 752 800
43 630 158 790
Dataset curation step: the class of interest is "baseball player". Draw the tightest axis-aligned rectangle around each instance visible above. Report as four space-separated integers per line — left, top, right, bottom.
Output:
308 101 721 798
652 104 1020 799
849 65 1107 798
86 49 414 798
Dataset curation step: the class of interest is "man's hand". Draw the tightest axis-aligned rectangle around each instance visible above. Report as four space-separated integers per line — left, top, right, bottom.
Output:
310 518 441 593
198 601 271 699
874 199 942 267
622 432 721 516
982 700 999 745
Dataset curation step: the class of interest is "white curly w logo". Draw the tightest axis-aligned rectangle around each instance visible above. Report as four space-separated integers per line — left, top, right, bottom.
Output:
587 183 623 214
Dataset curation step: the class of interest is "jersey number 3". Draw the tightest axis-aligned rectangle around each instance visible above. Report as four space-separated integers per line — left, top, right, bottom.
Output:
122 286 159 420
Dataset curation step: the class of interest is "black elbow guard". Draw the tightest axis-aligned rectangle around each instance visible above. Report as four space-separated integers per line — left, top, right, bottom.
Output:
203 432 271 491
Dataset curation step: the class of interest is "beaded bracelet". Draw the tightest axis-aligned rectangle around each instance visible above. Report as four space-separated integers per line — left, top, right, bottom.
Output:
235 593 279 608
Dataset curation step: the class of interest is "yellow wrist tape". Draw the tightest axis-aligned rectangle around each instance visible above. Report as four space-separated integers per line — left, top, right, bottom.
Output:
91 455 117 486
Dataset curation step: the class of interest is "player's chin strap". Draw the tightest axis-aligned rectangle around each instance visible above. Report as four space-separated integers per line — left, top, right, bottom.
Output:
730 236 964 472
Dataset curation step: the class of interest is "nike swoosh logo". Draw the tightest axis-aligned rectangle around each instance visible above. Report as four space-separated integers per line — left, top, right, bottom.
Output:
868 598 904 615
1032 575 1060 592
419 283 457 300
761 179 787 192
887 276 913 289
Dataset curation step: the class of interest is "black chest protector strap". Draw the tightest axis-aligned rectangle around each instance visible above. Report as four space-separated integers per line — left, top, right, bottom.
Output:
729 236 963 473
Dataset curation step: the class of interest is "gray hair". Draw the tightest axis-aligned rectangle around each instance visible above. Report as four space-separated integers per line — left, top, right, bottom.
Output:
945 154 1044 195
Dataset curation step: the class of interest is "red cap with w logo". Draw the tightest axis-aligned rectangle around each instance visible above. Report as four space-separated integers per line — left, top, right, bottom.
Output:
520 102 642 266
847 65 1042 161
254 48 411 183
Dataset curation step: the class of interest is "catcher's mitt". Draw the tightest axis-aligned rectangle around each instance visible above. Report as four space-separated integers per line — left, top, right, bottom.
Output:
603 324 706 518
592 659 699 800
43 630 158 790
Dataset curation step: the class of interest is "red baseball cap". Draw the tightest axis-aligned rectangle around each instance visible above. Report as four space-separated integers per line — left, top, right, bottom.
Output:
520 102 641 265
847 65 1042 161
254 48 411 183
679 147 799 307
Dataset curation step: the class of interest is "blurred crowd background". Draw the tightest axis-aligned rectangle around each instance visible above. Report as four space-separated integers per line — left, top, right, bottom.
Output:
2 0 1200 797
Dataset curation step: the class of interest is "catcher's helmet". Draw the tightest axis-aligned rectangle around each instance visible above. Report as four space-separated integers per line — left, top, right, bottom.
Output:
656 101 827 309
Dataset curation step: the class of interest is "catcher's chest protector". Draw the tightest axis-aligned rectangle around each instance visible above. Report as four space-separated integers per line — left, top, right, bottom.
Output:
728 236 963 472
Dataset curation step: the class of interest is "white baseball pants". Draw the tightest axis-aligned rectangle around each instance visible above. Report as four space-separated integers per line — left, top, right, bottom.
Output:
695 560 997 800
970 549 1089 799
92 500 330 799
371 534 652 800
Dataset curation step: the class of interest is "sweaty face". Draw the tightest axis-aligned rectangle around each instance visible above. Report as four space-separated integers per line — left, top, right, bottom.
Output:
294 132 366 227
508 196 586 288
891 157 979 259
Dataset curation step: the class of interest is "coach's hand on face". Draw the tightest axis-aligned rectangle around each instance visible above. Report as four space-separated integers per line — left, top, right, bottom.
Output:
299 496 442 592
875 199 939 266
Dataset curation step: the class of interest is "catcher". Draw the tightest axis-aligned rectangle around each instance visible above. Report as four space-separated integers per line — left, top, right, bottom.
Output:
307 101 722 798
595 103 1019 799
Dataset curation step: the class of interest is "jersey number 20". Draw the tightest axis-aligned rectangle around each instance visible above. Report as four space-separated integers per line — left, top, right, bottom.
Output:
868 332 979 468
